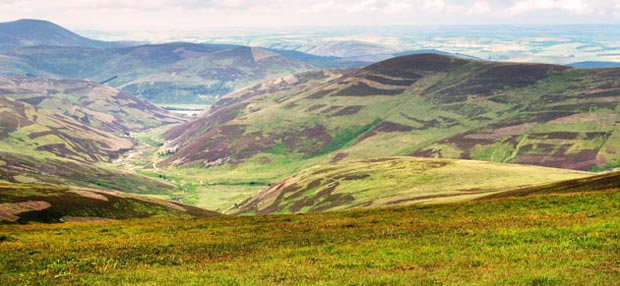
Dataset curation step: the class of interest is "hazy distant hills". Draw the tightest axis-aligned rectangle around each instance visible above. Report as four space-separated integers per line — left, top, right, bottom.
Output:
0 19 127 50
0 43 317 104
569 61 620 68
303 41 480 64
164 54 620 173
118 46 316 104
0 19 491 105
0 19 371 104
307 40 397 63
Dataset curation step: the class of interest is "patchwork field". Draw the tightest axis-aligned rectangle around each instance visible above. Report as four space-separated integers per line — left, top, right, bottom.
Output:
1 186 618 285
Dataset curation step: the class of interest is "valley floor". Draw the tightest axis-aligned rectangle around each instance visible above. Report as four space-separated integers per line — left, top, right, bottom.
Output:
1 189 619 285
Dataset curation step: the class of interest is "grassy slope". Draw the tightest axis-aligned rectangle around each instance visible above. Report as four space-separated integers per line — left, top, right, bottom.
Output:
0 74 187 193
0 151 177 196
165 54 620 188
0 183 219 223
0 75 182 133
233 157 591 215
0 95 134 163
1 187 618 285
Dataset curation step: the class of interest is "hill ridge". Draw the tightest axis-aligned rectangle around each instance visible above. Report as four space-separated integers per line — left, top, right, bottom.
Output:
163 53 620 174
0 19 124 50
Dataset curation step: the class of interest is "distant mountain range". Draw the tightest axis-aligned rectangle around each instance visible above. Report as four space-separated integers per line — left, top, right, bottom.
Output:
0 19 368 104
0 19 486 105
0 43 318 104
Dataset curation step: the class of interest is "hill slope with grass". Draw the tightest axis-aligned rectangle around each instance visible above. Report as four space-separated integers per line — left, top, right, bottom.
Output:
164 54 620 176
0 183 219 224
0 76 183 195
0 76 182 163
232 157 591 215
1 183 618 284
0 76 182 133
0 95 133 162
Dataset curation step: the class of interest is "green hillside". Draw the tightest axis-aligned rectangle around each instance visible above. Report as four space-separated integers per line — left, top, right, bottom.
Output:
165 54 620 178
233 157 590 215
0 95 133 162
1 185 618 285
0 76 182 197
0 183 219 224
480 169 620 200
0 76 181 162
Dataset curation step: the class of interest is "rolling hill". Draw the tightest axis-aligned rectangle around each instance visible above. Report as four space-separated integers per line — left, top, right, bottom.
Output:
0 183 219 223
0 43 318 104
0 19 125 50
119 46 316 104
232 157 591 215
164 54 620 176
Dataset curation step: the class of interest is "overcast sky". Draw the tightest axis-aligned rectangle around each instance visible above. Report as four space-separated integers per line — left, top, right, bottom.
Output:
1 0 620 31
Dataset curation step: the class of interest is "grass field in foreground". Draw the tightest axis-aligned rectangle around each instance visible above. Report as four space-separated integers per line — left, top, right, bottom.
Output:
1 189 619 285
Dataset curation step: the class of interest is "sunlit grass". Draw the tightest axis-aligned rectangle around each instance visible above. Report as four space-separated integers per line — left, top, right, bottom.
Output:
1 189 619 285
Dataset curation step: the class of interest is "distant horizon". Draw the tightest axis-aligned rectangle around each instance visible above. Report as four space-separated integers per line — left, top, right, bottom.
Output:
2 18 620 65
6 18 620 34
1 0 620 32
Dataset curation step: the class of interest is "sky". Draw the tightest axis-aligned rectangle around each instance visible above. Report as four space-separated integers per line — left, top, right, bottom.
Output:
1 0 620 31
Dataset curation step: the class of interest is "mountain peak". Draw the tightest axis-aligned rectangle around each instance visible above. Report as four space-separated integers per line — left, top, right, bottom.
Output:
0 18 123 50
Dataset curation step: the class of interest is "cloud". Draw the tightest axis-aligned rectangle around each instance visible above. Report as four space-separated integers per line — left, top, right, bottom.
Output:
385 1 414 13
468 1 492 15
0 0 619 30
306 0 334 12
508 0 594 15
